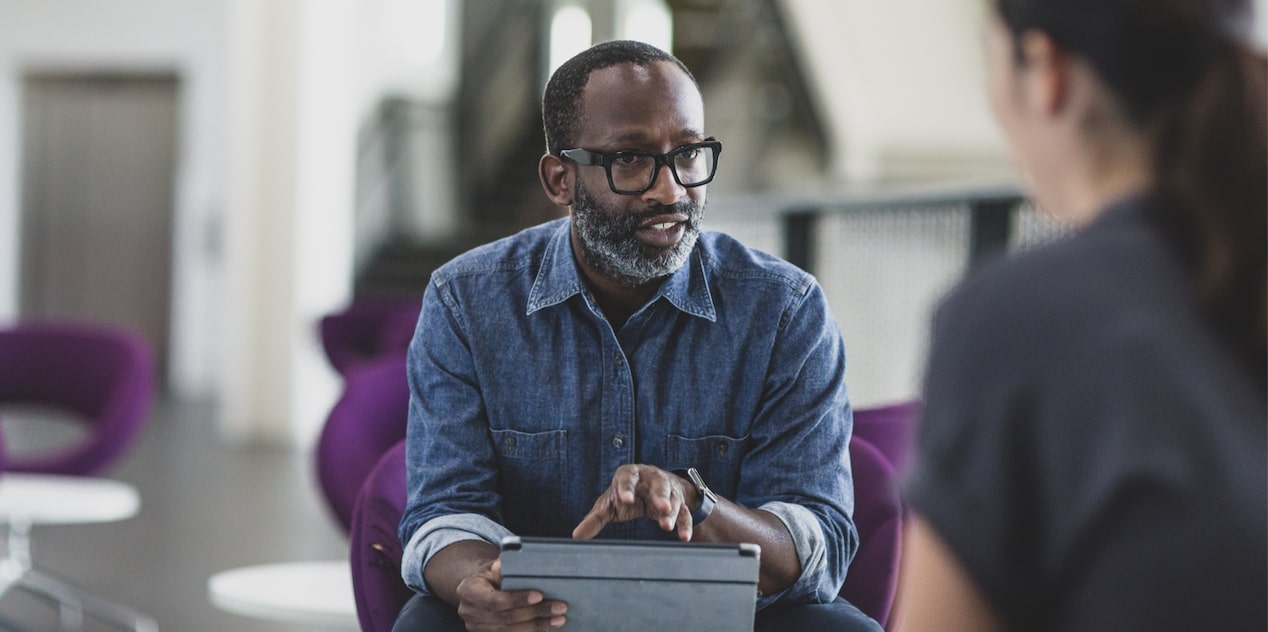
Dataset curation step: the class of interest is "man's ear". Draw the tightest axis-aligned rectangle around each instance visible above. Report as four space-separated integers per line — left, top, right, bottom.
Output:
1017 30 1070 117
539 153 574 207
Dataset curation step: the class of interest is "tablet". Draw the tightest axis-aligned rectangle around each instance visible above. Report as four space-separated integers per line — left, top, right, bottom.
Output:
500 536 760 632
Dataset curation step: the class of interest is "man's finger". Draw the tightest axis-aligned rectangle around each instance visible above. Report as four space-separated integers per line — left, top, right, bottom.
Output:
653 475 678 528
616 467 640 504
666 482 688 531
489 588 548 612
572 513 605 539
490 592 565 622
572 495 613 539
675 500 693 542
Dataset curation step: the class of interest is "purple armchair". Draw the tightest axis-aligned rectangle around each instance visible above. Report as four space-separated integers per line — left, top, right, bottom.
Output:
347 435 907 631
840 437 904 630
0 322 155 475
0 321 158 629
349 439 412 632
852 400 921 477
315 349 410 532
850 399 922 631
319 296 421 377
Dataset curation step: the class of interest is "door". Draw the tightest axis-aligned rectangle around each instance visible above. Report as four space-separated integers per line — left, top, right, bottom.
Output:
19 74 179 383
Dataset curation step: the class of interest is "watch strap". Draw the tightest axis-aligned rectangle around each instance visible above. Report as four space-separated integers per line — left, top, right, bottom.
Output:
674 467 717 525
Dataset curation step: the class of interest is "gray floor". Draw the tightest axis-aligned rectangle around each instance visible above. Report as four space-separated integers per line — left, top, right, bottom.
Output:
1 397 354 631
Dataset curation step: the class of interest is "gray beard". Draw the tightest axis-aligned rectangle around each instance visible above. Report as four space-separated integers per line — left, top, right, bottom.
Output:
570 180 704 287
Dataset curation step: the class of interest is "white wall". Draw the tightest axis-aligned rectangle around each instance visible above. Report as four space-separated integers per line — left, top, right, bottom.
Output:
0 0 459 447
1258 0 1268 49
220 0 458 446
0 0 228 398
218 0 460 446
782 0 1268 184
780 0 1010 183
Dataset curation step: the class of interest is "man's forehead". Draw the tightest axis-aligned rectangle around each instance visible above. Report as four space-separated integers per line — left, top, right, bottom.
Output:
582 60 698 100
576 60 704 144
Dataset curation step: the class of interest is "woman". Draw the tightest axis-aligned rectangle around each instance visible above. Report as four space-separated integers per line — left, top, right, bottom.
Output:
901 1 1266 630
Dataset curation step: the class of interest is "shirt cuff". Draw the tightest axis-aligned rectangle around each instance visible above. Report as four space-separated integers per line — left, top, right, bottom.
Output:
400 513 514 595
756 501 829 608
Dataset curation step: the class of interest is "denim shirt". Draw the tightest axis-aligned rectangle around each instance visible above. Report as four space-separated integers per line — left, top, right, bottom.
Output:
398 218 857 609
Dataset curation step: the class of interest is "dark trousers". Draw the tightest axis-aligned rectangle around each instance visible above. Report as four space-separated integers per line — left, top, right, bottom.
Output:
392 593 884 631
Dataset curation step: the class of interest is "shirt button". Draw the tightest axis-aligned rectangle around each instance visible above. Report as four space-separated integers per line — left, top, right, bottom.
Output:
614 355 624 367
612 434 624 448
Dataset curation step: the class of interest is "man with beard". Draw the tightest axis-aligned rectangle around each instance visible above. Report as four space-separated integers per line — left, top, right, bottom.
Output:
394 40 878 632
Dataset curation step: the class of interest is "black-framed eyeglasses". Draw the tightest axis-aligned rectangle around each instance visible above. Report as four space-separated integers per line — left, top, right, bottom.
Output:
559 138 722 195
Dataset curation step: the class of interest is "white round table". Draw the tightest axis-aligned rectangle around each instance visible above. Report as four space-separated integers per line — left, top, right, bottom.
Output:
208 560 357 628
0 473 140 524
0 473 155 632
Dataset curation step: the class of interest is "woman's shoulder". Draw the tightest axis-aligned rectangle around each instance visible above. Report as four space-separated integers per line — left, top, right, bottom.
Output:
937 199 1180 340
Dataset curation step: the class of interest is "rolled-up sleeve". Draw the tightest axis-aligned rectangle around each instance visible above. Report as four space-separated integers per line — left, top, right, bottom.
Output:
756 501 830 608
400 514 514 594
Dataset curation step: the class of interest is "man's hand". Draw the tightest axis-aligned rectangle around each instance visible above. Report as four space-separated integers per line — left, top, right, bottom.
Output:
454 558 567 631
572 464 698 541
426 541 566 631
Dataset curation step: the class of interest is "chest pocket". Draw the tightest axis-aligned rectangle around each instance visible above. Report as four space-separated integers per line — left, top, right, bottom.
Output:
665 433 749 497
492 428 569 535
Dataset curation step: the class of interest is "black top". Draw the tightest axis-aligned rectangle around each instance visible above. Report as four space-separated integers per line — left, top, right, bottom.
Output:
905 195 1267 631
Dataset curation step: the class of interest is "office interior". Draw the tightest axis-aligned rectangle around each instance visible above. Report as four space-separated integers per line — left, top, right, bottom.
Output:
0 1 1264 630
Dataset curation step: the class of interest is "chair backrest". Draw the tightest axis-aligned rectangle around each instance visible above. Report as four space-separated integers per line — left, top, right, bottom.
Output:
315 350 411 532
349 439 412 632
839 436 904 630
348 436 907 631
0 322 155 475
319 296 421 376
852 400 921 476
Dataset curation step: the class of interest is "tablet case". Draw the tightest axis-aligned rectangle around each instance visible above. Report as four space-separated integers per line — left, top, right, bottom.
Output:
500 536 760 632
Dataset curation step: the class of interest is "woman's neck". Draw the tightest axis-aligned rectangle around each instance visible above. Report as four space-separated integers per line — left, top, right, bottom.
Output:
1063 130 1154 225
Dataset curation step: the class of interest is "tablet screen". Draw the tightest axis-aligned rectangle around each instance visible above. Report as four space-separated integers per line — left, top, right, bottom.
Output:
500 536 760 632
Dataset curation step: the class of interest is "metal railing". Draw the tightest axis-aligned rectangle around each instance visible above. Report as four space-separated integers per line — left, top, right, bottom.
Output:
708 181 1064 409
771 183 1029 274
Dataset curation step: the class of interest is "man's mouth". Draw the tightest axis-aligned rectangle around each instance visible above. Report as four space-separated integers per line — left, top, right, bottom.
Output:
635 215 689 248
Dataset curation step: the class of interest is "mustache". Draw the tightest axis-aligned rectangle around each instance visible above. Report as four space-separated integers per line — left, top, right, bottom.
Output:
624 199 702 226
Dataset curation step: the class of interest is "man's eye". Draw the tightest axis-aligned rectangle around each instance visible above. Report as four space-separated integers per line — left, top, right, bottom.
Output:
614 154 642 165
678 148 700 160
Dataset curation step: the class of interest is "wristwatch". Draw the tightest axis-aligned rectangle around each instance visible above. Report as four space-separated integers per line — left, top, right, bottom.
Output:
676 467 718 525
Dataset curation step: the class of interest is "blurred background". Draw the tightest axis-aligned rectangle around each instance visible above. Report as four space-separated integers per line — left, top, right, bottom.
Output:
2 0 1264 445
0 1 1263 629
0 0 1025 447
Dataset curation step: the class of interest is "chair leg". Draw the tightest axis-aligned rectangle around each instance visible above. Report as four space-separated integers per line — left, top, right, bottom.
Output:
9 569 84 629
0 521 157 631
14 568 157 632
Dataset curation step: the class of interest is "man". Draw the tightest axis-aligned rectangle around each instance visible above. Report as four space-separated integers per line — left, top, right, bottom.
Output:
395 40 879 631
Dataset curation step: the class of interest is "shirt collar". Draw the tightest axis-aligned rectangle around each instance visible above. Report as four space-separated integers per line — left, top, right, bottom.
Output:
526 219 717 322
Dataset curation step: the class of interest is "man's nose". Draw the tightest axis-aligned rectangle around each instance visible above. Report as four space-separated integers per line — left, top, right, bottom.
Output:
640 162 686 205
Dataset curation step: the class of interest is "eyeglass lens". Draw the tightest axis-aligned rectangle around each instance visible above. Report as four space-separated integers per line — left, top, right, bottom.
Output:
611 144 717 192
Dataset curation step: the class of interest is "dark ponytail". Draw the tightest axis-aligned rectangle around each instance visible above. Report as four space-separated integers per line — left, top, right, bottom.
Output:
995 0 1267 374
1151 43 1266 375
